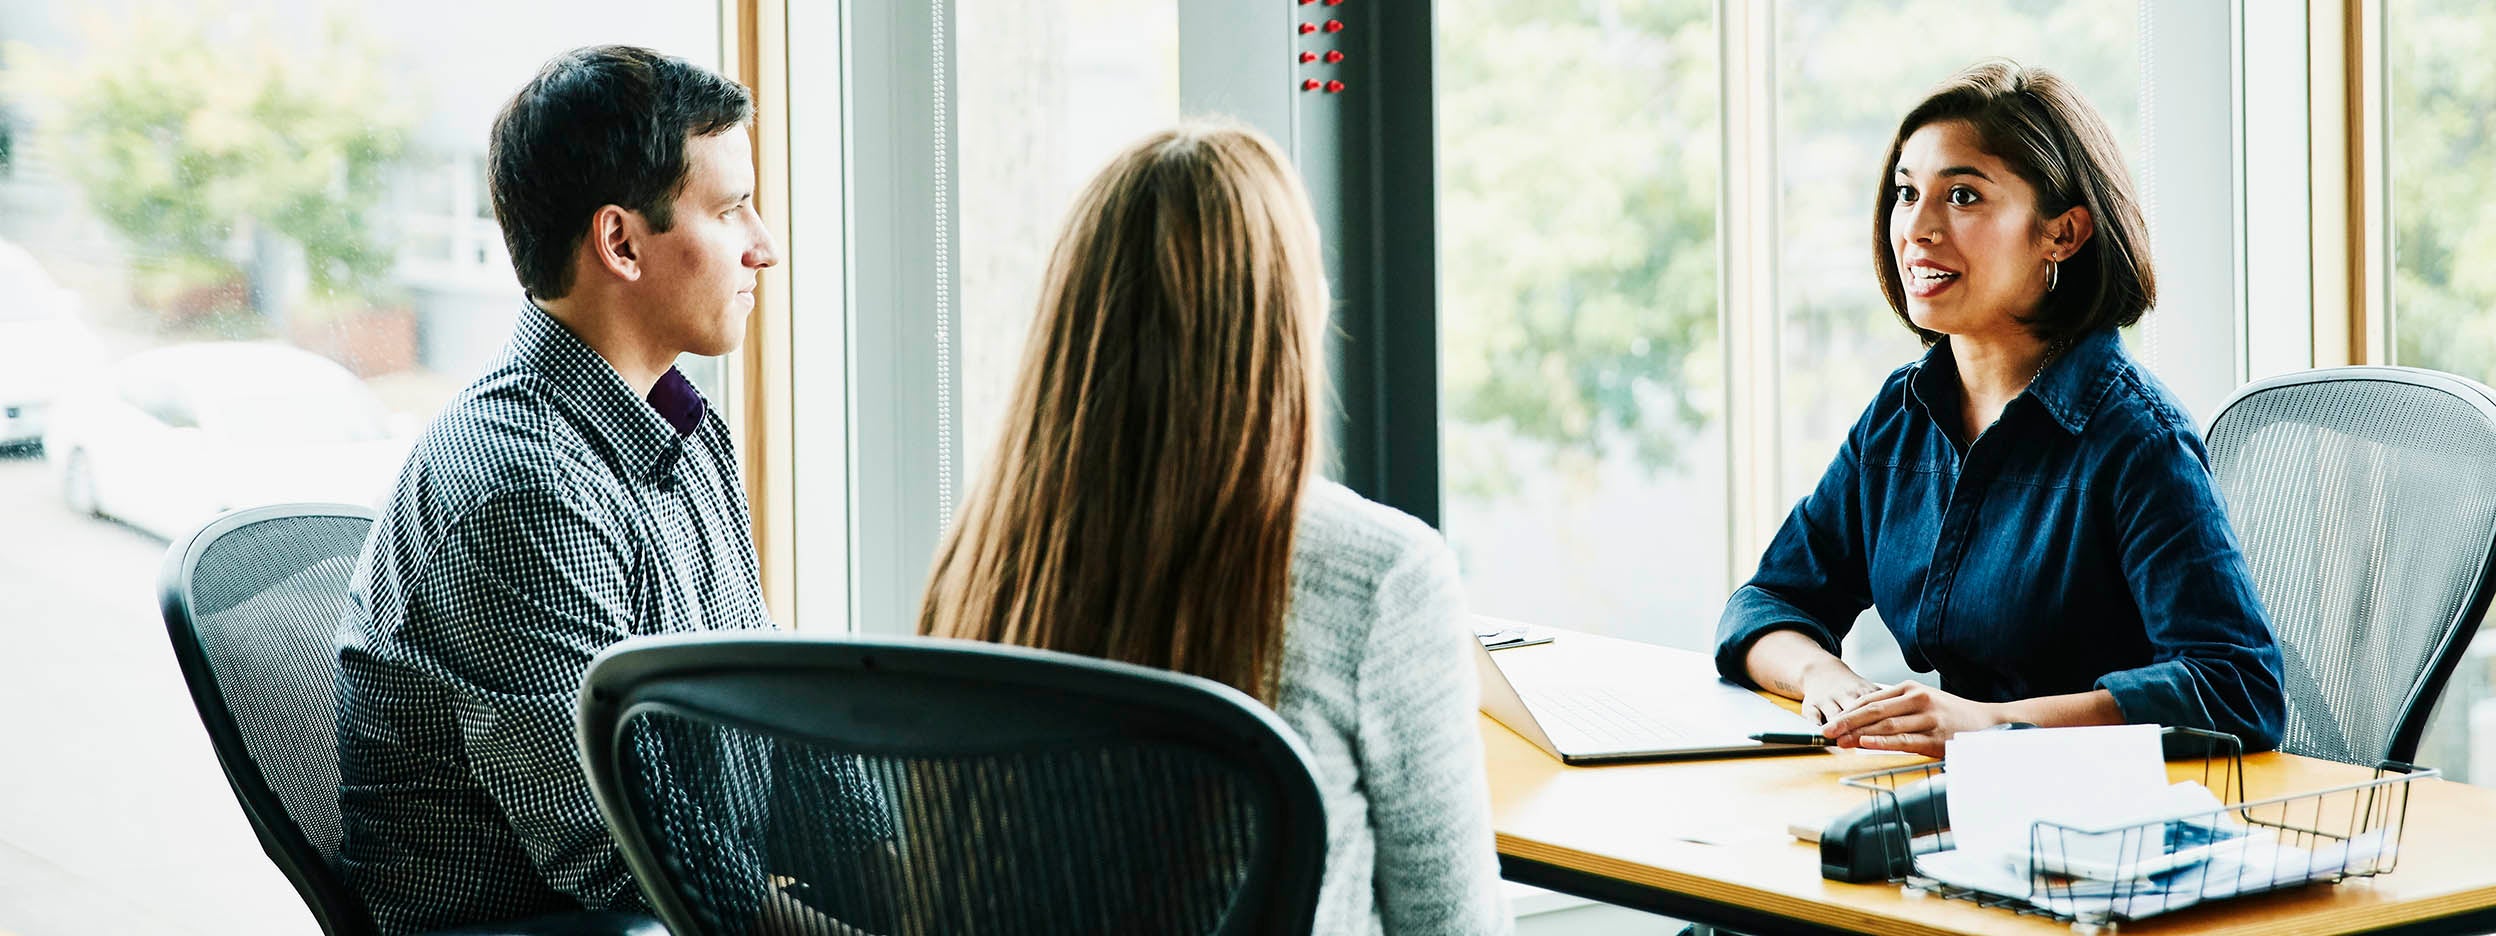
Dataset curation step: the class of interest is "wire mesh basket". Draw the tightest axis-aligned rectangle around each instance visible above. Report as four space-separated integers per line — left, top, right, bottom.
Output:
1837 727 2434 933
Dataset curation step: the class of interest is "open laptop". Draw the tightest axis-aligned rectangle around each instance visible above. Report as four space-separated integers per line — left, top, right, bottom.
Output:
1476 636 1828 765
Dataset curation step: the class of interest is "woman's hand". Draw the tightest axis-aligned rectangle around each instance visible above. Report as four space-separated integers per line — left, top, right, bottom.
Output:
1745 628 1879 725
1795 658 1883 727
1819 680 2006 757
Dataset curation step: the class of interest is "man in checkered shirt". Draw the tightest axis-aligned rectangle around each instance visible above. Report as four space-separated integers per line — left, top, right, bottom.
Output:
334 46 877 933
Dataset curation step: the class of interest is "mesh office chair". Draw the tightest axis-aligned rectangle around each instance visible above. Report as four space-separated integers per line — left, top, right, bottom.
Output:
2206 366 2496 766
161 503 663 936
578 632 1330 936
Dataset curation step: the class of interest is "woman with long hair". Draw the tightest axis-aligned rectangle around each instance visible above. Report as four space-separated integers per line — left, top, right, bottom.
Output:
921 120 1510 934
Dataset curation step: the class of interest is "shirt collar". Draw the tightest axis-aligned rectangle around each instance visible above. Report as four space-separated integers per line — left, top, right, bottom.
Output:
648 367 706 436
510 299 705 483
1908 326 2123 437
2025 327 2123 435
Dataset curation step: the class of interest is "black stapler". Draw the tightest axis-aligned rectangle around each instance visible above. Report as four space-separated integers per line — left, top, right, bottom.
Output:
1819 722 2036 883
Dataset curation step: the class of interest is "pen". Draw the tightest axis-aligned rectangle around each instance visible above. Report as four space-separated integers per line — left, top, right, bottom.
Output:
1750 731 1831 746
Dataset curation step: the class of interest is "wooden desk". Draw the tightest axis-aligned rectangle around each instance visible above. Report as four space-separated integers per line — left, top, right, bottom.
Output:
1483 637 2496 935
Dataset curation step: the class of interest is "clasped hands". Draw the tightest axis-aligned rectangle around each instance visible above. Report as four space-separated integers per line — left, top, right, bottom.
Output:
1797 659 2005 758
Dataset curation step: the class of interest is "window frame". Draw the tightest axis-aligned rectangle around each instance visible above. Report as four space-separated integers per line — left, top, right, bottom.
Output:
725 0 804 629
2243 0 2392 376
778 0 953 636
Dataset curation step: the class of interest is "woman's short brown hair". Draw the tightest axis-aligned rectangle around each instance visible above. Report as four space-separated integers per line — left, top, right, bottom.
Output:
1873 59 2155 345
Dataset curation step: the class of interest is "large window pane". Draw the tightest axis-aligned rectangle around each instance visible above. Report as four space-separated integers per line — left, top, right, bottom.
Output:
954 0 1178 503
1437 0 1723 650
2388 1 2496 385
0 2 719 930
2387 0 2496 787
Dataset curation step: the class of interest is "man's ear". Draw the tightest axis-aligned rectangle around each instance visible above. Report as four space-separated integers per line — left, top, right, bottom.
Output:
2047 204 2096 261
587 204 643 283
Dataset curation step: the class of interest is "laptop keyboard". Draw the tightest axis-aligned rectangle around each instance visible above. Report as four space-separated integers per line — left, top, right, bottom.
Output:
1519 684 1687 749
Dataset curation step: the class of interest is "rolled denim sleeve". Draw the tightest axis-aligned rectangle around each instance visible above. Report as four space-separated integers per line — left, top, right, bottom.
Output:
1716 426 1876 688
2094 428 2287 751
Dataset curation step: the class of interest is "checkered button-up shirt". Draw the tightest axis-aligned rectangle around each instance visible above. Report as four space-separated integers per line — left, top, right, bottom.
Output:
335 301 827 933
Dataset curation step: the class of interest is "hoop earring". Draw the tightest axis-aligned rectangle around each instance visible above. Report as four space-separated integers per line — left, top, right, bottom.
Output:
2047 259 2060 294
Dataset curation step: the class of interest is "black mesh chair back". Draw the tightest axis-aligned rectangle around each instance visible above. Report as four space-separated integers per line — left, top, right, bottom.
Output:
2206 366 2496 765
161 503 378 936
578 633 1329 936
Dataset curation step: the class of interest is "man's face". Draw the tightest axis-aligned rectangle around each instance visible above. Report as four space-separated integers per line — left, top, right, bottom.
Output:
632 128 777 357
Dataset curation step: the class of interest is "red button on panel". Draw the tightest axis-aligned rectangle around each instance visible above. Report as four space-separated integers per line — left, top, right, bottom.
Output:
1300 51 1317 63
1323 19 1344 32
1302 78 1321 91
1324 50 1344 63
1324 79 1345 93
1298 22 1317 34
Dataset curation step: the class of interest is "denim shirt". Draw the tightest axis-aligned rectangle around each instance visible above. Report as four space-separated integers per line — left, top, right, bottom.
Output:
1715 327 2287 751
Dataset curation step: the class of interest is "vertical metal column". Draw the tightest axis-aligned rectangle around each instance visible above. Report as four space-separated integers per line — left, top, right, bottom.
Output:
1181 1 1443 527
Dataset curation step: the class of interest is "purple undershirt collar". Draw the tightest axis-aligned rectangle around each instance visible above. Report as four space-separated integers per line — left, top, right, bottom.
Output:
647 367 706 436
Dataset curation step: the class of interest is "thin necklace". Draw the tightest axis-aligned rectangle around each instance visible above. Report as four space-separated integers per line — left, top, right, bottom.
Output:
2028 340 2068 387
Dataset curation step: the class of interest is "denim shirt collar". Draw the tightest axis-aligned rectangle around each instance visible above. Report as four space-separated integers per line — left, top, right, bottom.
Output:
1908 326 2124 437
510 298 705 483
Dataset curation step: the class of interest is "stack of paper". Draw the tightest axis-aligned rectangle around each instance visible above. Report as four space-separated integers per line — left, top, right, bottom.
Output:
1941 724 2169 876
1910 725 2390 922
1918 829 2390 920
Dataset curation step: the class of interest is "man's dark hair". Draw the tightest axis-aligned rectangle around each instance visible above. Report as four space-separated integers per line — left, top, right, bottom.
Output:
489 45 752 300
1873 59 2156 346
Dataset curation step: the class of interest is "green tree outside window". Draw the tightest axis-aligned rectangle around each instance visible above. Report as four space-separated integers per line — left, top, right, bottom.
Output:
3 4 410 331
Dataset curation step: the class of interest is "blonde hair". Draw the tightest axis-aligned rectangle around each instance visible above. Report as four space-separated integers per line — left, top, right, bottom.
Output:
919 120 1330 705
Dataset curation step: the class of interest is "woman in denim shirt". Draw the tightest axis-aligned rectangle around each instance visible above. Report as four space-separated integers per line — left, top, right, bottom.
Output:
1716 60 2286 758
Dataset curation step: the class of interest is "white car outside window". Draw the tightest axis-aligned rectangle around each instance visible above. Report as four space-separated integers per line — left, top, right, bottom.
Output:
43 342 412 540
0 239 102 448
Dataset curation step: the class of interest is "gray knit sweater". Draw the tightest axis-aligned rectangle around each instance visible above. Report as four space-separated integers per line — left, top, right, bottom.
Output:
1277 480 1513 935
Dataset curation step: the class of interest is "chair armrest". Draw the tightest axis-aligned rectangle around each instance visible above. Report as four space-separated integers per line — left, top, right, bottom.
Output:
426 910 668 936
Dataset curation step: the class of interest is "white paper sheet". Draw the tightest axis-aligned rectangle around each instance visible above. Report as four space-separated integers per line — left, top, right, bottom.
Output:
1943 724 2167 874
